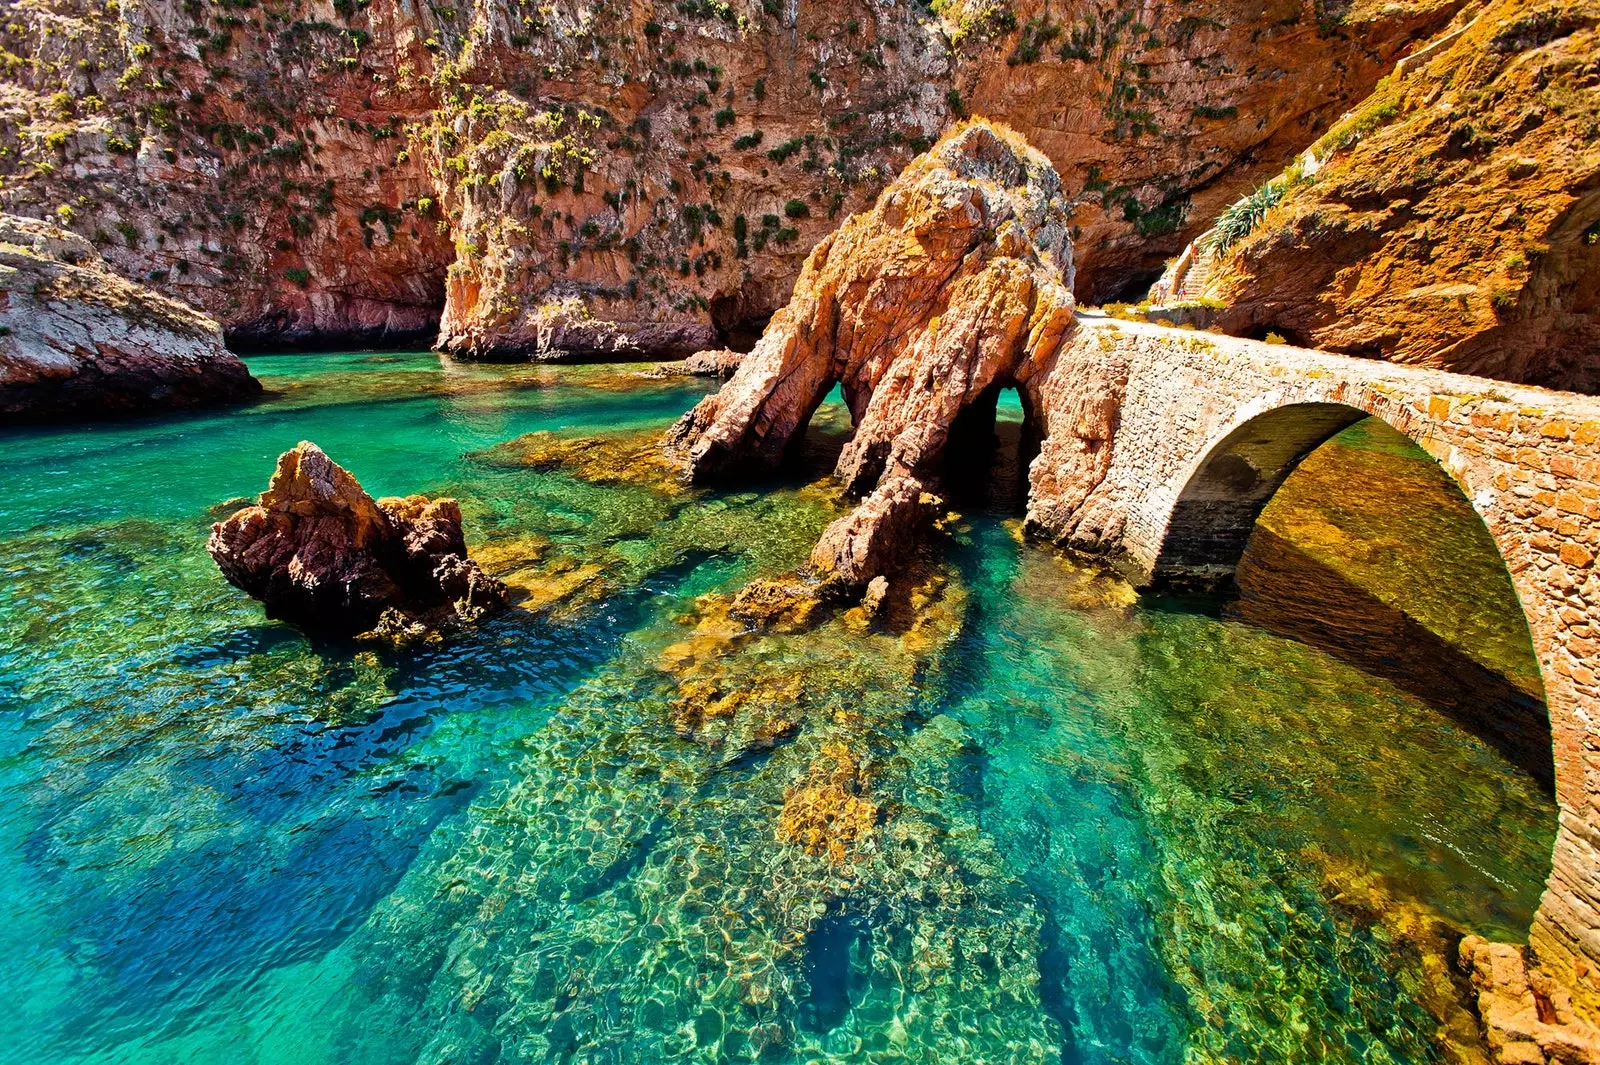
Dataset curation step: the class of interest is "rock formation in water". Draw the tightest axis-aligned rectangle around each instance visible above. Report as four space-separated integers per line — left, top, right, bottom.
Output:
0 0 1459 356
0 214 260 421
681 348 744 379
1460 936 1600 1064
207 441 506 637
1155 0 1600 392
665 120 1077 589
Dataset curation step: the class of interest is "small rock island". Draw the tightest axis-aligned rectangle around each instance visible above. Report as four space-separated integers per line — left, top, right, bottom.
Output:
208 441 506 638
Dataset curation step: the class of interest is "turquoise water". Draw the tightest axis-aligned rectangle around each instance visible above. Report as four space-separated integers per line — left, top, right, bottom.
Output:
0 351 1557 1064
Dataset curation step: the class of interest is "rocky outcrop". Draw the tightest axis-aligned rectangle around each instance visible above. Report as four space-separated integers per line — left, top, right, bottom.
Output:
0 0 1459 356
665 121 1077 589
1460 936 1600 1064
0 214 260 422
207 442 506 638
682 348 745 379
1186 0 1600 393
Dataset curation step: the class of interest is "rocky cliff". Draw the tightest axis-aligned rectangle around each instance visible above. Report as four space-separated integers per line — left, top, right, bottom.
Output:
0 213 260 420
1 0 1460 355
1167 0 1600 392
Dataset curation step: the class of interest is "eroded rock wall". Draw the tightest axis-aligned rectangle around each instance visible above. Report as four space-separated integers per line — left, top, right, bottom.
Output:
1 0 453 347
1 0 1458 355
1196 0 1600 392
666 120 1077 587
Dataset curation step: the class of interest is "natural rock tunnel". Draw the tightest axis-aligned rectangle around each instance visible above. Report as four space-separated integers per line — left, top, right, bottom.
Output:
663 121 1077 588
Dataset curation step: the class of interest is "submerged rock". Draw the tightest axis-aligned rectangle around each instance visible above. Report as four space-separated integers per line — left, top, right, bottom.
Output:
777 741 881 864
664 121 1077 592
0 215 260 422
1459 935 1600 1064
207 442 506 638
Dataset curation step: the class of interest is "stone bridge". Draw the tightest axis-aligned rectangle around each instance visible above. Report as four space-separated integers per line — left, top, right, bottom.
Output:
1032 314 1600 1019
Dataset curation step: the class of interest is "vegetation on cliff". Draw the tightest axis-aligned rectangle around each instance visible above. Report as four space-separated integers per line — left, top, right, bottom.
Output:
0 0 1459 355
1189 0 1600 392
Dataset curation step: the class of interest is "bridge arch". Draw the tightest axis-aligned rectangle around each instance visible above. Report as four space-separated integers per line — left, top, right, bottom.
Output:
1029 317 1600 1017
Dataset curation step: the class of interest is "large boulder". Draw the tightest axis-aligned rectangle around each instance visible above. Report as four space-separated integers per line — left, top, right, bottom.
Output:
664 121 1078 590
0 215 261 422
207 442 506 637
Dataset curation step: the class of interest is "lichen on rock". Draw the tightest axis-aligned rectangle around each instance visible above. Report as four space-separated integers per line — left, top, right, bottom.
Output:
207 441 506 638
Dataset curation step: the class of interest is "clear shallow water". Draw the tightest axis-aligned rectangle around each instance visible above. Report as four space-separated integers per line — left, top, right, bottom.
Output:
0 351 1557 1065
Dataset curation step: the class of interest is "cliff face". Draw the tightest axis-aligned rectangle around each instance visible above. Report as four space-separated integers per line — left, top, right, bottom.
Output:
1193 0 1600 392
1 0 1459 355
1 0 452 348
0 214 260 420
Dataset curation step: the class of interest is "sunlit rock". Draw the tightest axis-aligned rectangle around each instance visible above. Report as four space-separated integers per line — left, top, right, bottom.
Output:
665 120 1077 591
0 214 260 422
777 741 881 864
207 441 505 637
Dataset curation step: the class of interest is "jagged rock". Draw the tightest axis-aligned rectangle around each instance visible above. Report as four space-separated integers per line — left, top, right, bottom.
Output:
1460 936 1600 1064
207 442 506 637
665 121 1077 591
0 215 260 422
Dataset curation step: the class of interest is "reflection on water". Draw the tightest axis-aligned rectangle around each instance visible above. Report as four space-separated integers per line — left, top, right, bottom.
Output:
1239 419 1551 786
0 352 1555 1065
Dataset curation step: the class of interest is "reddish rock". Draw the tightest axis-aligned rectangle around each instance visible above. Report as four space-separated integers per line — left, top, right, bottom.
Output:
1460 935 1600 1064
681 348 745 379
0 0 1457 356
207 442 506 637
665 121 1077 590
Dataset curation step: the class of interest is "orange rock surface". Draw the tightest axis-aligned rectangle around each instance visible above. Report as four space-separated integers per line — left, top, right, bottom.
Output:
665 120 1077 587
1203 0 1600 391
207 441 506 636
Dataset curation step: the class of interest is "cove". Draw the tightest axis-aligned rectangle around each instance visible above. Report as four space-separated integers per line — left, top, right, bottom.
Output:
0 350 1556 1064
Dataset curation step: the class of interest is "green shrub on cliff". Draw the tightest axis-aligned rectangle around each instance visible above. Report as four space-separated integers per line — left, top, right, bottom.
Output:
1202 181 1287 256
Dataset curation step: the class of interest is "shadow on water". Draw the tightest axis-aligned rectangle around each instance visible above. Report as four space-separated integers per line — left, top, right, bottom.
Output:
799 902 873 1034
1231 528 1554 792
29 549 732 1060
